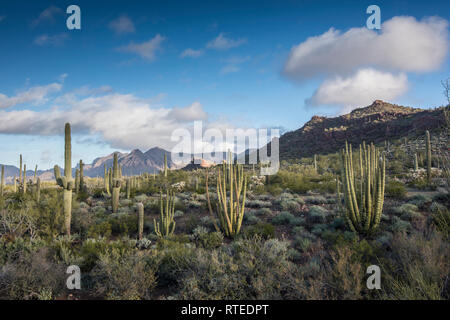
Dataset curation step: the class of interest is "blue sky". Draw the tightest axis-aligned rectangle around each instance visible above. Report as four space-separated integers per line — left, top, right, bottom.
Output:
0 0 449 169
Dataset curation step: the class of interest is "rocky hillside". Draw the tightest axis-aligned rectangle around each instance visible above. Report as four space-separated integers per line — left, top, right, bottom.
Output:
279 100 447 160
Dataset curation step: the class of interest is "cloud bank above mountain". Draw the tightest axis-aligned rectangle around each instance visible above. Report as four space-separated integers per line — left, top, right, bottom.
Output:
283 16 449 113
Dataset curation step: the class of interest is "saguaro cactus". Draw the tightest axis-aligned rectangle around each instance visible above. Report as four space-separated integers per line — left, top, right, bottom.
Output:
206 154 247 238
111 153 122 213
19 154 22 182
75 169 80 193
34 165 38 184
104 164 110 196
340 141 385 235
126 178 131 199
0 165 4 196
414 153 419 172
154 189 176 238
36 178 41 202
79 160 85 192
137 202 144 240
426 130 432 184
23 164 27 194
164 153 168 177
54 123 74 236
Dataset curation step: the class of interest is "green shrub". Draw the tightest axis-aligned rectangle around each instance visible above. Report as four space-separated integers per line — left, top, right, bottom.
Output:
244 222 275 239
385 180 407 199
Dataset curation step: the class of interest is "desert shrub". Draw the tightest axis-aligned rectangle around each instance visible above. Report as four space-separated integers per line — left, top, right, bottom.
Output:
256 207 272 216
247 199 272 208
304 195 327 205
174 238 306 299
381 231 449 299
408 194 432 209
191 226 223 249
272 211 303 226
0 247 66 300
390 217 411 233
311 224 328 236
244 222 275 239
430 202 449 237
91 248 157 300
393 204 422 221
385 180 407 199
308 206 328 223
88 221 112 238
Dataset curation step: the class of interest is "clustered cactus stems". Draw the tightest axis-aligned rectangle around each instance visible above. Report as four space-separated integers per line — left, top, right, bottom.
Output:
137 202 144 240
426 130 432 184
54 123 74 236
206 154 247 238
340 141 385 235
111 153 122 213
154 189 176 238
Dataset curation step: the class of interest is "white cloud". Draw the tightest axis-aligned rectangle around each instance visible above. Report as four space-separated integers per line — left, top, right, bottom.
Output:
180 48 204 58
34 33 68 46
206 33 247 50
32 6 63 27
0 83 62 109
168 102 208 121
109 15 135 35
0 89 210 151
117 34 165 61
306 68 409 113
284 16 449 81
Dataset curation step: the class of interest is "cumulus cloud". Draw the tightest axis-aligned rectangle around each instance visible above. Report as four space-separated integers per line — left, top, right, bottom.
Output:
31 6 63 27
206 33 247 50
109 15 135 35
0 83 62 109
306 68 408 113
284 16 449 81
168 102 208 122
34 33 68 46
117 34 165 60
0 88 210 150
180 48 204 58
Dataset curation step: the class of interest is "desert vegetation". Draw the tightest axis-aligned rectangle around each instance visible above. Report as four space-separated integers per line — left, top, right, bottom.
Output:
0 115 448 301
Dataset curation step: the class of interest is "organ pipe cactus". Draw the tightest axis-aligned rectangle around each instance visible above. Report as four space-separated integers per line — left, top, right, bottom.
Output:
111 153 121 213
137 202 144 240
54 123 74 236
164 153 168 177
206 154 247 238
154 189 176 238
126 178 131 199
414 153 419 172
314 154 317 173
340 141 385 235
426 130 432 184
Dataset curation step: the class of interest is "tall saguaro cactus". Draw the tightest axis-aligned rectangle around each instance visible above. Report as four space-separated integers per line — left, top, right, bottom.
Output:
0 165 4 196
79 160 85 192
54 123 74 236
104 164 110 196
137 202 144 240
340 141 385 235
426 130 432 184
414 153 419 172
154 189 176 238
164 153 168 177
111 153 122 213
206 154 247 238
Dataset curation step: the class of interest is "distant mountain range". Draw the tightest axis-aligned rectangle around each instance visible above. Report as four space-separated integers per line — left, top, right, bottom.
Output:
1 100 447 182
